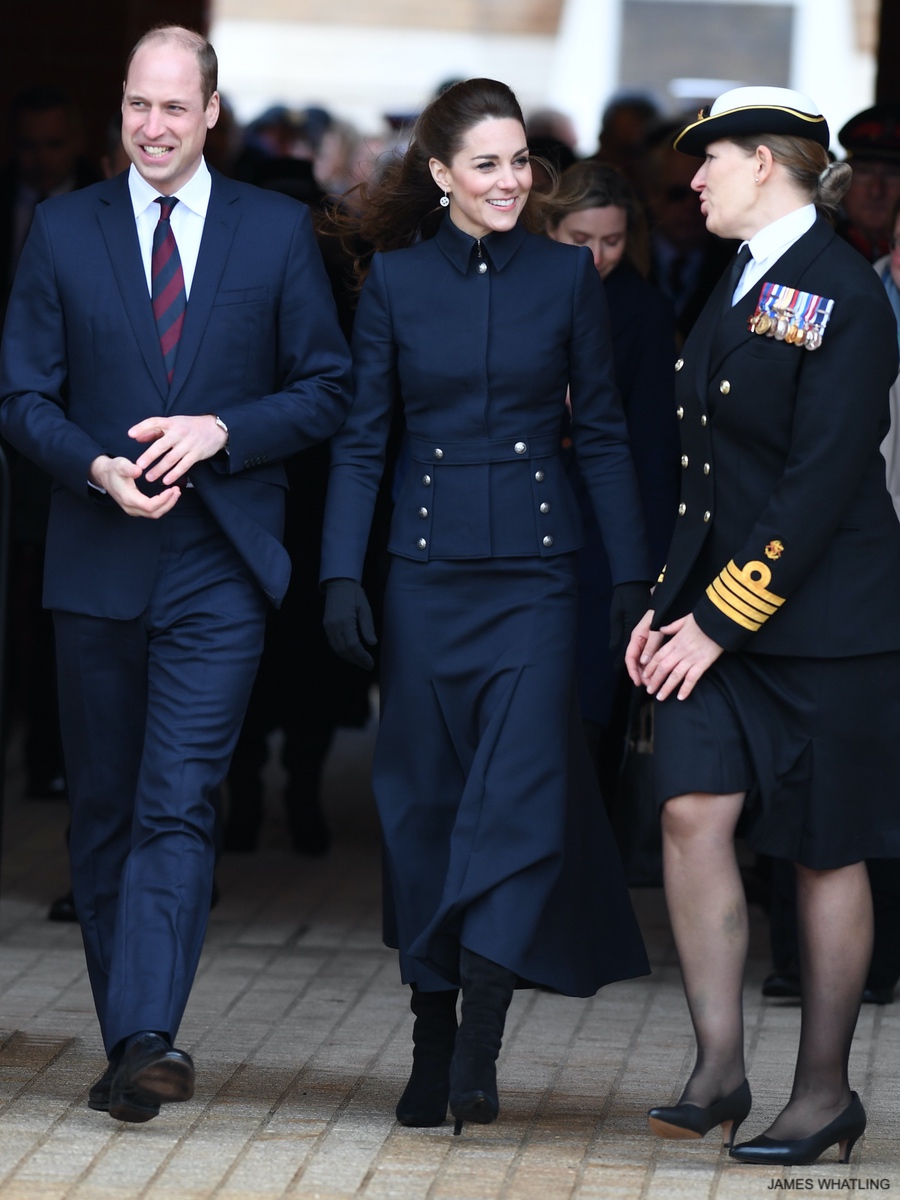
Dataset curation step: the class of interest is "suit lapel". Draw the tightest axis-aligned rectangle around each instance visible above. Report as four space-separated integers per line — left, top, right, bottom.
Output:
166 171 242 408
707 216 835 379
97 174 170 400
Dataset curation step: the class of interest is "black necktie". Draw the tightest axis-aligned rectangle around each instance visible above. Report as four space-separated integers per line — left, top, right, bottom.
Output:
726 243 753 307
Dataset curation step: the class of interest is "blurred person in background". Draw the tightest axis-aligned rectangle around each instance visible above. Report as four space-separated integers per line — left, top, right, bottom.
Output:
545 160 678 798
837 102 900 263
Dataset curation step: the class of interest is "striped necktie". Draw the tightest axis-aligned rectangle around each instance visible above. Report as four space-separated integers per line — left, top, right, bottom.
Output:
151 195 186 384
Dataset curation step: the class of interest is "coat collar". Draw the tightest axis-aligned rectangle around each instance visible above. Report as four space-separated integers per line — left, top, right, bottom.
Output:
695 214 836 388
434 212 528 274
96 168 243 407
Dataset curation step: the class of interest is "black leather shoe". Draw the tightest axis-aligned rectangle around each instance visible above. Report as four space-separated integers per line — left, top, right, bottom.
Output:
88 1060 118 1112
47 891 79 924
730 1092 866 1165
648 1080 752 1147
761 972 801 998
108 1033 194 1123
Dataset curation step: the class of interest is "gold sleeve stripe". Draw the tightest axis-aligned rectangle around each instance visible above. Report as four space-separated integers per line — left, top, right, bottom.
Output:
706 559 786 631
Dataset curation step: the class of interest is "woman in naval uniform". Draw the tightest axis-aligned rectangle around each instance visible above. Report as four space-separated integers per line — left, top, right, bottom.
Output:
626 87 900 1166
320 78 651 1135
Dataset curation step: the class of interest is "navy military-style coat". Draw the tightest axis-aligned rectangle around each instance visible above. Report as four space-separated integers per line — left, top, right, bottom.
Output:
653 215 900 657
320 215 649 586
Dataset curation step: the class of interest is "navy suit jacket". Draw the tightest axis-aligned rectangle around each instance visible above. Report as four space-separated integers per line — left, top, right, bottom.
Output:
0 167 352 614
321 216 649 586
653 215 900 656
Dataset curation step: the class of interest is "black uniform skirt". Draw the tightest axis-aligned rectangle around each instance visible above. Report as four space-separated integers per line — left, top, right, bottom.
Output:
374 553 650 996
653 649 900 869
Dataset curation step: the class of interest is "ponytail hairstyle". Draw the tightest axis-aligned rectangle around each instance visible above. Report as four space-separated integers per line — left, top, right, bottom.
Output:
327 78 546 283
730 133 852 217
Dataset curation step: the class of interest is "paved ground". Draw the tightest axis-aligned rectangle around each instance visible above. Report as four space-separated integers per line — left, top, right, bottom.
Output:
0 717 898 1199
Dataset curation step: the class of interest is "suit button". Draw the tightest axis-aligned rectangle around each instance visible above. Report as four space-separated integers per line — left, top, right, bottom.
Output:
719 380 731 394
417 538 427 549
678 502 687 516
701 415 708 426
703 462 710 475
681 455 689 468
418 507 428 518
540 502 550 513
703 511 711 522
422 474 432 486
677 406 684 419
675 358 684 371
434 448 443 459
514 441 527 454
543 535 554 547
534 470 544 481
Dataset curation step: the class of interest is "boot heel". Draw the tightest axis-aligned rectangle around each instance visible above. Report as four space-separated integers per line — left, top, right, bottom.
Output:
453 1117 463 1136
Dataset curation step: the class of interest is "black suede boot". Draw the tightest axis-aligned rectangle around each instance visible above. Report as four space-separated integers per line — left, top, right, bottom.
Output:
395 985 459 1126
449 948 517 1134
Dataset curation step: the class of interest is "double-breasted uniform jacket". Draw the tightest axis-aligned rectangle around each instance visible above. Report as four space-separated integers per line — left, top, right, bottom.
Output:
652 214 900 657
320 216 649 586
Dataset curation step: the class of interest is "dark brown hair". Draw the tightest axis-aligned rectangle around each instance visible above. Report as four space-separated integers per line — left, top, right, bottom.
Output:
125 25 218 108
543 159 650 275
731 133 851 216
328 78 546 281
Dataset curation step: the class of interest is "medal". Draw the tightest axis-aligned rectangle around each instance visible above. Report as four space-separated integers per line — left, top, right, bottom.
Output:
748 282 834 350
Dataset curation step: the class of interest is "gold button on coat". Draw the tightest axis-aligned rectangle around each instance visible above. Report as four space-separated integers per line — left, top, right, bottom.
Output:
703 463 710 475
681 455 689 468
703 511 711 522
701 415 708 426
719 380 731 394
678 502 687 516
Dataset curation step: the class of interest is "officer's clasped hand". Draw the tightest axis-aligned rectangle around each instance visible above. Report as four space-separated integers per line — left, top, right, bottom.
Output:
323 578 377 670
609 581 653 662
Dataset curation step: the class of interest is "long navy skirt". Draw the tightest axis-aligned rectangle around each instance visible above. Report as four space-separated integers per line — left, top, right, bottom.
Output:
373 553 650 996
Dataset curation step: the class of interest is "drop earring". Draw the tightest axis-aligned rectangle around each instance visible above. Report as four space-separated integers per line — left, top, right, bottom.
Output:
440 191 450 208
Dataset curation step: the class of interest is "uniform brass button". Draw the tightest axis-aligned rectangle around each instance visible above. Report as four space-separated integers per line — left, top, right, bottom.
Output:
681 454 689 468
422 474 431 486
701 415 708 426
678 502 687 516
417 538 427 550
418 507 428 518
540 502 550 514
534 470 544 481
542 535 554 547
433 448 443 459
703 511 711 523
675 358 684 371
677 406 684 420
719 380 731 395
703 463 710 475
477 261 487 274
514 441 527 454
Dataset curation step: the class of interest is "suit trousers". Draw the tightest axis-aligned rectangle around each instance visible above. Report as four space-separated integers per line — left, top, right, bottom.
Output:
53 493 267 1053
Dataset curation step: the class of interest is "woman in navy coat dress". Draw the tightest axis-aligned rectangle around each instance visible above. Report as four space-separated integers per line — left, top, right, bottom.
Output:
320 79 651 1134
626 87 900 1165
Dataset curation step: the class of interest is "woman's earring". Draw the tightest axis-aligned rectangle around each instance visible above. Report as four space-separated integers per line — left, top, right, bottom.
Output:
440 191 450 208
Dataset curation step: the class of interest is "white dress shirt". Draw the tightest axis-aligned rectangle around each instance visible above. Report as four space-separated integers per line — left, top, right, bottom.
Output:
732 203 817 305
128 158 211 297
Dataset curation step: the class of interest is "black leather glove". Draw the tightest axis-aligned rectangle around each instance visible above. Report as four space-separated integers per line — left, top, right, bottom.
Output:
323 578 377 670
609 581 652 662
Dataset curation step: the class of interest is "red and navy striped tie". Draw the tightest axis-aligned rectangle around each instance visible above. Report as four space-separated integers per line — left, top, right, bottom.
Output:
152 196 186 385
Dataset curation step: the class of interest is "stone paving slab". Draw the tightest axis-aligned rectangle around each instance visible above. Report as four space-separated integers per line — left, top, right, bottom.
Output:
0 725 898 1199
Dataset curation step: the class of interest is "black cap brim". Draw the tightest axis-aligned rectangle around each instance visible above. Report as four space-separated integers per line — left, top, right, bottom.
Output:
675 105 830 156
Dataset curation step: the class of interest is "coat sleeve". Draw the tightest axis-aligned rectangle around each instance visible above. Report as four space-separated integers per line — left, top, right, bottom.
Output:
0 206 108 495
319 253 398 582
209 204 353 473
567 250 651 584
694 284 899 651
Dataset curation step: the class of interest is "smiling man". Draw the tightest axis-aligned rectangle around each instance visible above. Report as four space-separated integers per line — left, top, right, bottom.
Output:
0 25 351 1122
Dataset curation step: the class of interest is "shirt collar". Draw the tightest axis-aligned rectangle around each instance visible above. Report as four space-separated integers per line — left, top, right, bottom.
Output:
745 203 816 265
128 157 212 219
434 212 527 274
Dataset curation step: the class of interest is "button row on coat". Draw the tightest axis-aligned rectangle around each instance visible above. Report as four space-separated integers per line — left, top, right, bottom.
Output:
429 441 530 461
677 503 712 523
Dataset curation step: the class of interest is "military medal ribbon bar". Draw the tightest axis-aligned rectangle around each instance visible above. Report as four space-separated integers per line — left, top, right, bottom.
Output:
748 281 834 350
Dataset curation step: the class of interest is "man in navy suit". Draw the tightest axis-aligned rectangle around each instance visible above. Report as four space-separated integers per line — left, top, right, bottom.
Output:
0 26 351 1122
